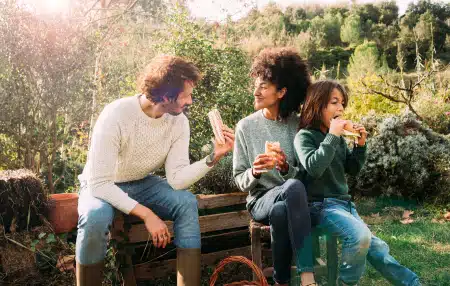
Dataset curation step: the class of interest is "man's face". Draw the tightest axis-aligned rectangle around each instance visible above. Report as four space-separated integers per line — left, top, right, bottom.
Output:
163 81 194 116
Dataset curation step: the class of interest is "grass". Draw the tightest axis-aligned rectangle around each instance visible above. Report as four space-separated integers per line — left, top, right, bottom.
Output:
140 197 450 286
355 197 450 286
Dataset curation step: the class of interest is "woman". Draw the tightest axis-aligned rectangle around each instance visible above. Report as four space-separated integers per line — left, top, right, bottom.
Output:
233 47 316 286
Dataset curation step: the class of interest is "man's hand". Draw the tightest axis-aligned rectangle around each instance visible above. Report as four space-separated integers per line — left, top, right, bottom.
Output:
130 204 170 248
143 212 171 248
210 125 235 165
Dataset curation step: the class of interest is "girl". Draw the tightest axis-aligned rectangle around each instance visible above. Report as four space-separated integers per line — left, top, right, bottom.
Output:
233 48 317 286
294 80 421 286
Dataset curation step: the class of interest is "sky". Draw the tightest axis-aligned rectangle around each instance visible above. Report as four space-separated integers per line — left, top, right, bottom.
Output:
187 0 419 22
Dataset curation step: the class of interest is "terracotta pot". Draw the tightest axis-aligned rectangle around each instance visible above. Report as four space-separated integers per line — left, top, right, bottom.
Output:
48 193 79 234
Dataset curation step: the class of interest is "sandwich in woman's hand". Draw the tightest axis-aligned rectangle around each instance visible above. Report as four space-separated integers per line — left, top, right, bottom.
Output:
208 109 225 145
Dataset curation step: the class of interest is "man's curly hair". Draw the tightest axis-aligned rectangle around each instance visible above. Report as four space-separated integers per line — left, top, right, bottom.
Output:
250 47 311 120
139 55 201 103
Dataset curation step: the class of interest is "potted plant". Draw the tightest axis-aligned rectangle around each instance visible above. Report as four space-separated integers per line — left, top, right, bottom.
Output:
48 193 79 234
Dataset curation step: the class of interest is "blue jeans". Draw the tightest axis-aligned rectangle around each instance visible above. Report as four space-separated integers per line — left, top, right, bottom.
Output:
311 198 420 286
76 175 201 265
250 179 314 284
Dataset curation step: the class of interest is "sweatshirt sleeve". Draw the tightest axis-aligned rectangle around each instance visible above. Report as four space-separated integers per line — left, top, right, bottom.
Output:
294 130 341 178
87 106 138 214
232 123 259 192
165 116 212 190
345 144 367 176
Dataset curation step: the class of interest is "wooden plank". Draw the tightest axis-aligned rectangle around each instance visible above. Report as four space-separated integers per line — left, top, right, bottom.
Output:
127 210 251 243
197 192 247 209
121 192 247 224
134 246 252 280
112 214 137 286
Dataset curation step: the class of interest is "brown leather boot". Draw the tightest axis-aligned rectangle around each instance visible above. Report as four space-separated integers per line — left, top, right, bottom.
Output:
76 261 104 286
177 248 201 286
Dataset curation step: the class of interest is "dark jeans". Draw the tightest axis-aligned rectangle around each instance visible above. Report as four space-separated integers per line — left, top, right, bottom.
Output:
249 179 314 284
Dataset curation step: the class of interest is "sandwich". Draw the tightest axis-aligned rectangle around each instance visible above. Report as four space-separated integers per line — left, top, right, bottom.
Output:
208 109 225 145
265 141 280 157
343 122 361 138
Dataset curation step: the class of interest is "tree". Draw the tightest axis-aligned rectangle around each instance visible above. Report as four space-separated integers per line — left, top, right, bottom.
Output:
341 14 363 45
347 41 387 78
378 1 399 25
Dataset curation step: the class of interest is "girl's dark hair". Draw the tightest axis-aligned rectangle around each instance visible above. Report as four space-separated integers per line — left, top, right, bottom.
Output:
250 47 311 120
139 55 201 103
298 80 348 130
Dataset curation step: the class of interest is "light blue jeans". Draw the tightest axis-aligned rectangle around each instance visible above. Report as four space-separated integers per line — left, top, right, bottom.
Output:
76 175 201 265
311 198 420 286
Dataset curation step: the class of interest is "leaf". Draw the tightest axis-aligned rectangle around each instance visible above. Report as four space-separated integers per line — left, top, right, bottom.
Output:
56 255 75 272
38 232 46 239
400 218 414 224
46 234 56 243
402 210 414 219
444 212 450 221
400 210 415 224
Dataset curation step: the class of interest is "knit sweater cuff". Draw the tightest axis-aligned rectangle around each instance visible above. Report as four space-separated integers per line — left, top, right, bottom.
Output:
323 133 341 147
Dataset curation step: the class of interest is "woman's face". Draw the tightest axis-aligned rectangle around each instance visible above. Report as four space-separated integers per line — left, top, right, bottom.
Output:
253 77 285 111
321 88 345 129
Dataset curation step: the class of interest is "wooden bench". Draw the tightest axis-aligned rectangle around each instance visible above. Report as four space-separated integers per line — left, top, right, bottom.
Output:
250 220 338 285
111 192 250 285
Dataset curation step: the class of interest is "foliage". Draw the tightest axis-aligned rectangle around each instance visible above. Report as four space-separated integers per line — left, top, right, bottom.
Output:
348 113 450 203
190 154 239 195
158 8 254 160
414 86 450 135
345 74 401 123
340 14 363 46
347 41 389 78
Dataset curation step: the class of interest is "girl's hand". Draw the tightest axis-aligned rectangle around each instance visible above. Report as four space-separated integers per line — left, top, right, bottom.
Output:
252 154 275 176
353 124 368 146
329 119 346 137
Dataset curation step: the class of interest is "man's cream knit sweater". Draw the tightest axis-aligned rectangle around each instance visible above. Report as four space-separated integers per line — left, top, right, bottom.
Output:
79 95 211 214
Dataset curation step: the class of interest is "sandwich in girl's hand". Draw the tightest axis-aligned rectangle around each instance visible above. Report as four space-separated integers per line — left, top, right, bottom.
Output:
342 121 361 138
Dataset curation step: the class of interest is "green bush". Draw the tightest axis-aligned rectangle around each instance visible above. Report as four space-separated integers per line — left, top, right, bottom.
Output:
159 8 254 161
413 86 450 135
348 112 450 203
190 153 239 195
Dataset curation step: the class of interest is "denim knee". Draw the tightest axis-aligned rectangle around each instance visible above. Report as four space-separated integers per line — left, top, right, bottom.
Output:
172 191 201 249
76 203 114 264
282 179 307 200
269 202 288 227
351 227 372 251
177 191 198 216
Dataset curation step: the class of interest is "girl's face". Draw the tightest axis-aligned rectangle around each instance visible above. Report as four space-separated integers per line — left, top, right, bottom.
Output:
321 88 345 129
253 77 285 111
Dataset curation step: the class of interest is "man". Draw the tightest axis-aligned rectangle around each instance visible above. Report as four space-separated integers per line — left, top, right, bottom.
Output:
76 55 234 286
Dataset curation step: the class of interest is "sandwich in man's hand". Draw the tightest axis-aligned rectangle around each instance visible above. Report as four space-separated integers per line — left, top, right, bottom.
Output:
208 109 225 145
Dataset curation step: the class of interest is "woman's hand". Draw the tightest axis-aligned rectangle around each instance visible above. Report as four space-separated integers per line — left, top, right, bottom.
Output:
274 149 289 174
252 154 276 176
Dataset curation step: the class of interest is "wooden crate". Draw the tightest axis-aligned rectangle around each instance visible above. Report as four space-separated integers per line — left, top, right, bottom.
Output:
111 192 250 285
